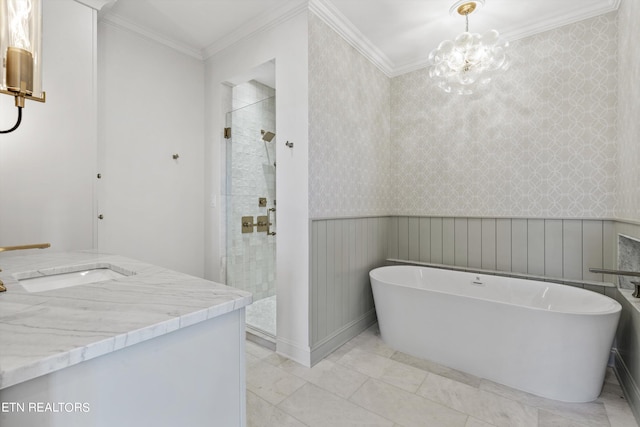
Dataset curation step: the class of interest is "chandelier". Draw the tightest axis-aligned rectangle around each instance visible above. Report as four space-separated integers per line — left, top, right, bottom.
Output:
428 0 509 95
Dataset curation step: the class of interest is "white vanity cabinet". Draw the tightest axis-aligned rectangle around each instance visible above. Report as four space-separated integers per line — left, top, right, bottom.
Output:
0 252 251 427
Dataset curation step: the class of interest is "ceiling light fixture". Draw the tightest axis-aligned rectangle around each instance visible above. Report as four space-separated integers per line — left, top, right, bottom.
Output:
0 0 46 134
428 0 509 95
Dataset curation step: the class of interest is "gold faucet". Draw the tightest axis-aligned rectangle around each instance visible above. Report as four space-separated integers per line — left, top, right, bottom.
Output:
0 243 51 292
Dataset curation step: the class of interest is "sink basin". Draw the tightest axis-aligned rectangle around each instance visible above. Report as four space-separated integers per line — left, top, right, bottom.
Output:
19 268 127 293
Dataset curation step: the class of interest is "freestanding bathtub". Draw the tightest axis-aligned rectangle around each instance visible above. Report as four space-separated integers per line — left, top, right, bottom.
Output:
370 265 621 402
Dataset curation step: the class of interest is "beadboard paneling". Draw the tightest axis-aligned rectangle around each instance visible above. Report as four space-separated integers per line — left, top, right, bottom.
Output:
583 220 604 282
408 217 420 262
397 217 409 260
496 219 512 272
468 218 482 269
527 219 545 276
310 216 622 365
454 218 468 267
430 218 443 264
511 219 528 274
388 217 614 284
443 218 455 265
388 217 399 260
544 220 563 278
481 219 497 271
419 218 431 262
310 217 388 352
563 220 583 280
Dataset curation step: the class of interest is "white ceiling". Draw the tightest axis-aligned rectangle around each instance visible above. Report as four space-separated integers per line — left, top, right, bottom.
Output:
99 0 620 76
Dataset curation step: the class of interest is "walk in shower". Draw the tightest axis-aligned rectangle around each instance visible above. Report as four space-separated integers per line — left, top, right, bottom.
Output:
225 80 276 341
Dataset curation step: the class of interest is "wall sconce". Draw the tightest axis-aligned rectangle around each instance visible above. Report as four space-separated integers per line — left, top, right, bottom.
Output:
0 0 45 134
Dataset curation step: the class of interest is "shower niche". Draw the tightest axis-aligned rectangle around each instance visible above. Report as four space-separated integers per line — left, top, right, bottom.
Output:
619 234 640 290
223 66 277 342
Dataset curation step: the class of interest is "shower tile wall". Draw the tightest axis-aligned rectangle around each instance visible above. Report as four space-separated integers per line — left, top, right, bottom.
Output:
226 80 276 301
619 234 640 290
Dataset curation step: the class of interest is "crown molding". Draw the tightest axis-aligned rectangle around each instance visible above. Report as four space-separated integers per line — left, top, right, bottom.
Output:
74 0 117 11
99 13 204 60
203 0 308 60
94 0 621 76
308 0 394 77
99 0 308 62
500 0 621 42
312 0 621 77
389 59 433 78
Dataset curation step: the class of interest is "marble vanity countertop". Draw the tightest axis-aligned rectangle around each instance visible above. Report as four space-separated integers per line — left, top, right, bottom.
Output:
0 251 252 390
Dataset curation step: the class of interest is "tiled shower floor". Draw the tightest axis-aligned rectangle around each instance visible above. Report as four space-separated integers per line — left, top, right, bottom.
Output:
246 324 638 427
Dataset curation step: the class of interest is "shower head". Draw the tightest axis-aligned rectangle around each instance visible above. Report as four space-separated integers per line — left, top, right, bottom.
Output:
261 129 276 142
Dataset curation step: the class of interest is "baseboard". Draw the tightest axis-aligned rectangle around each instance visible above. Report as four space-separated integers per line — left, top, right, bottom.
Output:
246 327 276 351
613 349 640 425
276 336 312 367
310 309 377 366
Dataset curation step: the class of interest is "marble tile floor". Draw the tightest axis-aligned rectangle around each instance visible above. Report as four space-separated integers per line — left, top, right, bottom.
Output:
246 324 638 427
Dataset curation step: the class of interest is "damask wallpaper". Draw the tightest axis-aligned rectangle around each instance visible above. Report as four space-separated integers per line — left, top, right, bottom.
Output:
310 11 620 219
390 13 618 218
308 13 392 218
616 0 640 222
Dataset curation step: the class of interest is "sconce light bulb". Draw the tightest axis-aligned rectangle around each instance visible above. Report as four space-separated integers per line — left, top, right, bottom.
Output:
8 0 33 51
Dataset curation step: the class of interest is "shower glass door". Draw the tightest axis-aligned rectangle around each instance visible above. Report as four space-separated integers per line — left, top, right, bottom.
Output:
225 95 276 339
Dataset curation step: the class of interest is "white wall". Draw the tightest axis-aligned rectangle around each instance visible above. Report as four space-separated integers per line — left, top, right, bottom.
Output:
0 0 96 253
97 21 205 276
205 10 310 365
